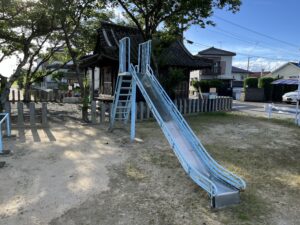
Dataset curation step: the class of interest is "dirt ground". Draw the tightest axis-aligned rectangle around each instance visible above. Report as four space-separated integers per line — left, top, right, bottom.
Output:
0 112 299 225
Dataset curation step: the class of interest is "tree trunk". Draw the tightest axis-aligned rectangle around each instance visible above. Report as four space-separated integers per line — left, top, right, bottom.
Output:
23 83 31 102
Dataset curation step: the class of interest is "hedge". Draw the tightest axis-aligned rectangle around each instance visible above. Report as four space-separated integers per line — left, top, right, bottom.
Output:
244 77 258 89
258 77 274 101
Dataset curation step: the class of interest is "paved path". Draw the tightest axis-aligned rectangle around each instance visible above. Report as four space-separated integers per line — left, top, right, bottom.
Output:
232 100 298 120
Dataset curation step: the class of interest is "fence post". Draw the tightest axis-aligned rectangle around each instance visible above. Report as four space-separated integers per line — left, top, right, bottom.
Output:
229 97 232 110
12 90 15 104
174 99 178 110
196 99 199 112
139 102 144 121
146 103 150 120
188 99 192 114
30 102 35 126
17 102 24 127
109 103 112 123
99 101 105 123
135 102 138 121
183 99 187 115
42 102 48 127
17 90 21 102
91 101 97 124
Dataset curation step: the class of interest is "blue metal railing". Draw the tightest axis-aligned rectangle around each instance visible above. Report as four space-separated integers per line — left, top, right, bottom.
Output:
0 113 11 154
130 64 217 195
110 37 132 128
135 40 245 191
145 64 246 190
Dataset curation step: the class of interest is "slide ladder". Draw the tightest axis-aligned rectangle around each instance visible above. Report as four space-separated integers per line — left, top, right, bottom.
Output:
111 38 246 208
110 38 134 129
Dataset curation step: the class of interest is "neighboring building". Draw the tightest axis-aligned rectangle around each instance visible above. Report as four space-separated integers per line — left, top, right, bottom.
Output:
80 22 212 100
189 47 236 96
232 66 252 81
249 71 270 78
192 47 236 80
268 62 300 79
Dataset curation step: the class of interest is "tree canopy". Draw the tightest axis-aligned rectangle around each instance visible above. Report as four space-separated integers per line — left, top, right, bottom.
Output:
109 0 242 39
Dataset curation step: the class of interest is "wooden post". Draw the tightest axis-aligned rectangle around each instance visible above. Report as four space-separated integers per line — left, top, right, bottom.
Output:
99 101 105 123
183 99 187 115
42 102 48 127
229 97 233 110
174 99 178 110
17 90 21 102
220 97 223 111
214 98 217 112
200 99 203 112
17 102 24 127
196 99 200 113
179 99 183 114
29 102 35 126
191 99 195 113
12 90 15 104
34 90 37 102
91 101 97 124
188 99 192 114
139 102 144 121
109 103 112 123
146 103 150 120
204 98 208 112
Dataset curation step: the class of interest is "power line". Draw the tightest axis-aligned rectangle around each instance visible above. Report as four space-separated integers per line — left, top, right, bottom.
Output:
207 27 300 57
213 15 300 49
184 40 298 62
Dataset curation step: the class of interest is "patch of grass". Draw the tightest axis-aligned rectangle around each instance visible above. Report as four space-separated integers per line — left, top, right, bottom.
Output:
125 163 146 180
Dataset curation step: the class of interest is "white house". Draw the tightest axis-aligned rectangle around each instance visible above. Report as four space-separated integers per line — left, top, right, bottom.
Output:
269 62 300 79
232 66 251 81
189 47 236 95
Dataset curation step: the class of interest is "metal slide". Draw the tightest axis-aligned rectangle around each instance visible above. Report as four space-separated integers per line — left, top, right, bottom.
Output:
112 38 246 208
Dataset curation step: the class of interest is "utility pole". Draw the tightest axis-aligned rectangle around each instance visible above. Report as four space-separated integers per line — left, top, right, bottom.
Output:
247 56 251 72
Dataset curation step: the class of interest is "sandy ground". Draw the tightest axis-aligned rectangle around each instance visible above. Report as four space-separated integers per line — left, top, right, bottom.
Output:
0 112 299 225
0 122 127 225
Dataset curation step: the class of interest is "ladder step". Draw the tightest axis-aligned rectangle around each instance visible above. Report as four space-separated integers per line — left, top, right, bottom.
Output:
119 94 131 96
116 106 129 109
120 87 132 90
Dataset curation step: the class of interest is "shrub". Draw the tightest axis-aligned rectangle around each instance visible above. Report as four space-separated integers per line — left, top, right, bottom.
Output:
244 77 258 89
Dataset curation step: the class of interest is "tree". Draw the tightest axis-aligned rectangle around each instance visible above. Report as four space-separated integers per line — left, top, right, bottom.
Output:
0 0 60 110
109 0 241 40
47 0 109 122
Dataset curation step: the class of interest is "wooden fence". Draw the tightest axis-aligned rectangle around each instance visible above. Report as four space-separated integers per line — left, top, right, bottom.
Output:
5 96 232 127
9 89 65 103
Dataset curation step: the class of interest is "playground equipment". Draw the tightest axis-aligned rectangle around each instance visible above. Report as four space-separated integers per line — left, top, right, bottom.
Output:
0 113 11 167
110 38 246 208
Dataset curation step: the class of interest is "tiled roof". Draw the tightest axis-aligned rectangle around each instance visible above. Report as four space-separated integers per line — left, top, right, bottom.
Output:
197 47 236 56
93 21 212 69
232 66 252 74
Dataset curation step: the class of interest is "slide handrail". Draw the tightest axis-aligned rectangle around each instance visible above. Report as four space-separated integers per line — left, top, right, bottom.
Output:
145 64 246 190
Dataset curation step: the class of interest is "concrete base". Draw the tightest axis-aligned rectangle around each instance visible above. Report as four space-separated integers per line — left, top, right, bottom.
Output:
0 161 5 168
0 150 11 156
3 134 17 139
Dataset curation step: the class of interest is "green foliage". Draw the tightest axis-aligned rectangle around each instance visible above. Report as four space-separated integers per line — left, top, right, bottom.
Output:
160 68 185 98
258 77 274 101
109 0 241 39
258 77 274 88
244 77 258 89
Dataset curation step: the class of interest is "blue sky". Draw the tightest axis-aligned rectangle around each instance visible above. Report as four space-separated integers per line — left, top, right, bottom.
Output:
184 0 300 72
